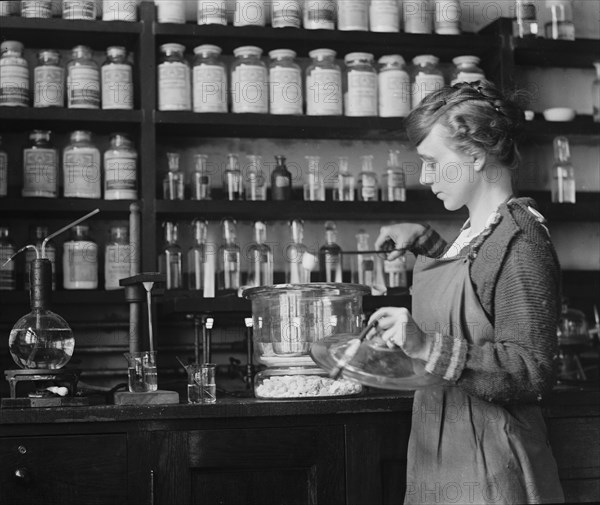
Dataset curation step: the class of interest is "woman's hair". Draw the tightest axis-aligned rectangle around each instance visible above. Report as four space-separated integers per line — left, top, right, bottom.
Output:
405 81 525 170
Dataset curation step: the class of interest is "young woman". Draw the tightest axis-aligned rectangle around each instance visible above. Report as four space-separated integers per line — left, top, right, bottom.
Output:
370 81 564 505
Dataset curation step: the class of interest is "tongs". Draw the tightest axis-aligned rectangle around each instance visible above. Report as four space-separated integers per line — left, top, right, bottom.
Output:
329 319 379 380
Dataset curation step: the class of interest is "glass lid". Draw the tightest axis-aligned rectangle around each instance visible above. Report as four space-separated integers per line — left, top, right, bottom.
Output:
243 282 371 299
310 334 444 390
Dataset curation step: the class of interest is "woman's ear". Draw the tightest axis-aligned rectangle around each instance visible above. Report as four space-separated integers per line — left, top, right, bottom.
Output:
473 151 487 172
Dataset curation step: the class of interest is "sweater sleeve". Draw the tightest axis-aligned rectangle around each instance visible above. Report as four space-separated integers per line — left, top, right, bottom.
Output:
424 235 561 404
409 225 448 258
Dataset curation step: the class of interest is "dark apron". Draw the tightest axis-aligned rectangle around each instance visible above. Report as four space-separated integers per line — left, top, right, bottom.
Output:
405 253 564 505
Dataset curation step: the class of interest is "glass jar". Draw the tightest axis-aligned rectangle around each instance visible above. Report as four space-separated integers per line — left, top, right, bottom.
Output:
433 0 461 35
411 54 444 108
158 43 191 111
303 0 335 30
34 50 64 108
102 46 133 110
103 0 138 21
269 49 303 115
24 225 56 291
337 0 368 31
63 224 98 290
63 130 101 199
370 0 399 32
234 0 266 27
104 133 137 200
156 0 185 23
105 225 130 290
197 0 227 25
513 0 539 38
544 0 575 40
450 55 486 86
271 0 301 28
67 45 100 109
21 0 52 17
593 60 600 123
193 44 227 113
344 52 377 117
0 227 16 290
378 55 410 118
63 0 97 20
231 45 268 114
22 130 58 198
403 0 433 34
0 41 29 107
306 48 342 116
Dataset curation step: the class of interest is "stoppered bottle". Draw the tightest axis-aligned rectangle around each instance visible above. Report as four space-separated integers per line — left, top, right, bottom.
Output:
551 136 576 204
163 152 185 200
160 221 183 289
218 219 241 293
187 219 208 292
319 221 343 283
247 221 273 287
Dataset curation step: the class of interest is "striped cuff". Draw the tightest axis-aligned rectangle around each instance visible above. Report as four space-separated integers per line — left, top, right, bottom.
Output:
411 225 447 258
424 332 468 382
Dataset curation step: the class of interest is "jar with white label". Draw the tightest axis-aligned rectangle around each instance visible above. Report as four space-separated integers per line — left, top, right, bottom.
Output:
0 136 6 197
24 225 57 291
369 0 399 32
67 45 100 109
403 0 432 34
433 0 461 35
62 0 97 20
63 130 101 199
0 41 29 107
105 225 130 290
63 225 98 290
22 130 58 198
34 50 65 108
103 0 138 21
102 46 133 110
158 43 191 111
303 0 335 30
234 0 266 27
197 0 227 24
269 49 302 115
378 55 410 117
450 55 486 86
306 48 342 116
193 44 227 113
344 52 377 117
104 133 137 200
21 0 52 17
231 46 268 114
411 54 444 108
156 0 185 23
271 0 301 28
337 0 368 31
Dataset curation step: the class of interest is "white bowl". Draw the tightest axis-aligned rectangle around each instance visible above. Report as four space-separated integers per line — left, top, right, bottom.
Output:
543 107 576 122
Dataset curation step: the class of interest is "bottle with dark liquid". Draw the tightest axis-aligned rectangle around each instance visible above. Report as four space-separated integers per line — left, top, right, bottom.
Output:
271 154 292 200
319 221 343 283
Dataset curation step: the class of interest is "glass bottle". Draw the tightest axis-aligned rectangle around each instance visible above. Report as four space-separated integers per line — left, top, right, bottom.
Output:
197 0 227 25
156 0 185 23
22 130 58 198
193 44 227 113
319 221 342 283
544 0 575 40
450 55 486 86
223 153 244 200
104 133 137 200
234 0 266 27
163 152 185 200
0 227 16 290
0 135 7 197
0 41 29 107
102 46 133 110
357 155 378 201
21 0 52 18
271 155 292 200
63 0 97 20
247 221 273 287
103 0 138 21
551 136 576 204
403 0 433 34
158 43 191 111
34 50 65 108
412 54 445 108
383 253 408 292
433 0 461 35
67 45 100 109
353 229 375 289
286 219 310 284
592 60 600 123
513 0 539 38
187 219 208 292
271 0 301 28
370 0 400 32
24 225 56 291
192 153 211 200
303 0 335 30
306 48 342 116
104 225 130 290
231 46 268 114
63 130 102 199
245 154 267 201
383 149 406 202
218 218 241 293
337 0 368 31
269 49 303 115
334 156 355 201
304 155 325 201
344 52 378 117
378 54 411 118
160 221 182 290
63 224 98 290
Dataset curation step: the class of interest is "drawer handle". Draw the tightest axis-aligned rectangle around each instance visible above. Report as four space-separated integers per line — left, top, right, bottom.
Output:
14 467 31 484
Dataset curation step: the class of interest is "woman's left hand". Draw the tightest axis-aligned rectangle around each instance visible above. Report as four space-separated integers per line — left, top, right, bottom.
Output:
368 307 433 362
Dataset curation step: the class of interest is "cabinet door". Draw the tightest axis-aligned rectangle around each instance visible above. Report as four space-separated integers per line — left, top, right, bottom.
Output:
0 434 127 505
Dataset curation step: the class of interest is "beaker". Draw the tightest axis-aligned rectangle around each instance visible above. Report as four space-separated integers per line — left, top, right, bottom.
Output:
124 351 157 393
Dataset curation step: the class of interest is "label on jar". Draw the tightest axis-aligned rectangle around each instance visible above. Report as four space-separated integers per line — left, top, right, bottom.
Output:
271 0 301 27
63 0 97 20
102 63 133 110
63 241 98 289
193 64 227 112
0 60 29 106
378 69 410 117
156 0 185 23
21 0 52 17
234 0 266 27
370 0 399 32
25 248 56 290
22 148 58 197
306 68 342 116
104 151 137 199
231 65 268 114
0 152 7 197
337 0 368 31
269 66 302 115
67 66 100 109
0 242 15 290
403 0 432 34
102 0 137 21
63 148 102 198
105 243 131 290
197 0 227 24
434 0 460 34
413 74 445 107
303 0 335 29
158 62 191 111
274 175 289 187
345 70 378 117
34 65 65 108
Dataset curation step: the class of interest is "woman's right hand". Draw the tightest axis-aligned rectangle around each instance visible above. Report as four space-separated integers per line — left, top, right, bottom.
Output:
374 223 426 260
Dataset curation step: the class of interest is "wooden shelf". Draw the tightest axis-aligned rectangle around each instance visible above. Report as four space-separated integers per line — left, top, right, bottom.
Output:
521 191 600 222
0 199 135 219
0 289 126 306
512 36 600 68
523 115 600 142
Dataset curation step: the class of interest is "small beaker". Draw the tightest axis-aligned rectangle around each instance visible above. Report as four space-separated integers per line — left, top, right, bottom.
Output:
186 363 202 404
124 351 158 393
200 363 217 404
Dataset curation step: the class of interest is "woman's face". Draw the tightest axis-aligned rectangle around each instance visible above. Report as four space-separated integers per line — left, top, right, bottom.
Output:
417 123 481 211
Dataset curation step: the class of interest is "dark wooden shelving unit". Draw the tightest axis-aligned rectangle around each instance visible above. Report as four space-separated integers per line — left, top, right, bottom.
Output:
521 191 600 222
0 289 125 306
0 198 134 218
512 36 600 68
522 115 600 143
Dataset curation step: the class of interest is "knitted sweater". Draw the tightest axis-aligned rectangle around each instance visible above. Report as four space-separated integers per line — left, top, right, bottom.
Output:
410 197 561 404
